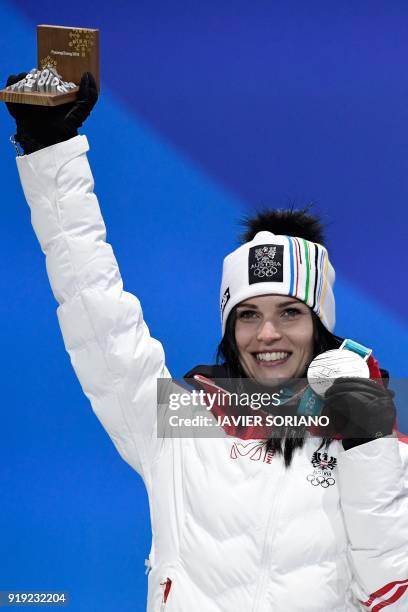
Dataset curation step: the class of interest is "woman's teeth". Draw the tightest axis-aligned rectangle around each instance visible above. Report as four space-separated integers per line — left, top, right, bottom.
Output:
255 352 290 362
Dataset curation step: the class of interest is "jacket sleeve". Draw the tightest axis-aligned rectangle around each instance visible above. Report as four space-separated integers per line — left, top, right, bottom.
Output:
338 437 408 610
16 135 168 479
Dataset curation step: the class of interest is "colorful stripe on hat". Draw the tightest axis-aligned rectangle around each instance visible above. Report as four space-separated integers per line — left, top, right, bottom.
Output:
286 236 325 310
315 246 325 314
288 236 295 295
294 238 301 295
311 244 319 311
302 238 310 303
320 250 329 321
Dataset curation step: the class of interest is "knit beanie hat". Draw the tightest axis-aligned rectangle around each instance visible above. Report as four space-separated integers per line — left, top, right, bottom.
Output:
220 210 336 335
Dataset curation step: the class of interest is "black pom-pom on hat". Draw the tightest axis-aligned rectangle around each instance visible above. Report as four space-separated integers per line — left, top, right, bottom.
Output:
240 207 326 246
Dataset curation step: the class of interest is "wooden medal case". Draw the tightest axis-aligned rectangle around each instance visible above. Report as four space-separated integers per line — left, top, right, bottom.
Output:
0 25 100 106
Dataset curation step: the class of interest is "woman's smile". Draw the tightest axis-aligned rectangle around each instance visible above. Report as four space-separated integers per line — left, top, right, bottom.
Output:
252 350 292 366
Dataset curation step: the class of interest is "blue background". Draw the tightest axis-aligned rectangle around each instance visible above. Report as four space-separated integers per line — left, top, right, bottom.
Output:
0 1 407 610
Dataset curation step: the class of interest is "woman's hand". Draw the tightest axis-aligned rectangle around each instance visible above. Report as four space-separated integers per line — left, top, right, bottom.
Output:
323 377 396 450
5 71 98 154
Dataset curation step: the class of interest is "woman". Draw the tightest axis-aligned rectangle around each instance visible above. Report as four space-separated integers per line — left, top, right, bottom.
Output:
7 73 408 611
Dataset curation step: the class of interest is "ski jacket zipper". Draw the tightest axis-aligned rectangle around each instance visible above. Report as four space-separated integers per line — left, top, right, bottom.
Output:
252 461 288 611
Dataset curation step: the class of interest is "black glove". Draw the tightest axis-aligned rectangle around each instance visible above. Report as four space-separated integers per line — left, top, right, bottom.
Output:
5 71 98 154
323 377 396 451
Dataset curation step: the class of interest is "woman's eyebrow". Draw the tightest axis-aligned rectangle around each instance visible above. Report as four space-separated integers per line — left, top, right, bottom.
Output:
277 300 302 308
237 299 302 309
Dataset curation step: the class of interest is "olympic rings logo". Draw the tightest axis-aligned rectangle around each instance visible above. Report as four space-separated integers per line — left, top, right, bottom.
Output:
306 473 336 488
253 265 278 278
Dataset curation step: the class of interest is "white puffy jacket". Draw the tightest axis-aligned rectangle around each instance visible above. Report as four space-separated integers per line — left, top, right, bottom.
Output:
16 135 408 612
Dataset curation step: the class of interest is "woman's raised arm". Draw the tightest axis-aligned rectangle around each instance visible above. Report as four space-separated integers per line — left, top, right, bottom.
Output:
8 74 169 480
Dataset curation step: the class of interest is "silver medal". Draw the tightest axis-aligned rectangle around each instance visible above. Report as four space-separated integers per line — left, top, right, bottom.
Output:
307 339 371 397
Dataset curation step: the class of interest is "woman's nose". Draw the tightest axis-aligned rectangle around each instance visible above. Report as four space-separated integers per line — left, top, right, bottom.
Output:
256 320 282 343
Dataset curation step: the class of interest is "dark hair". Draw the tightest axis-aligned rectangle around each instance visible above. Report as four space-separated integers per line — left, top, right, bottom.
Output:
216 207 339 467
240 207 326 245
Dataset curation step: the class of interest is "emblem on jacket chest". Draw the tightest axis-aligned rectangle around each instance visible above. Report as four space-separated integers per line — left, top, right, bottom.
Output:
230 441 275 465
306 451 337 488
